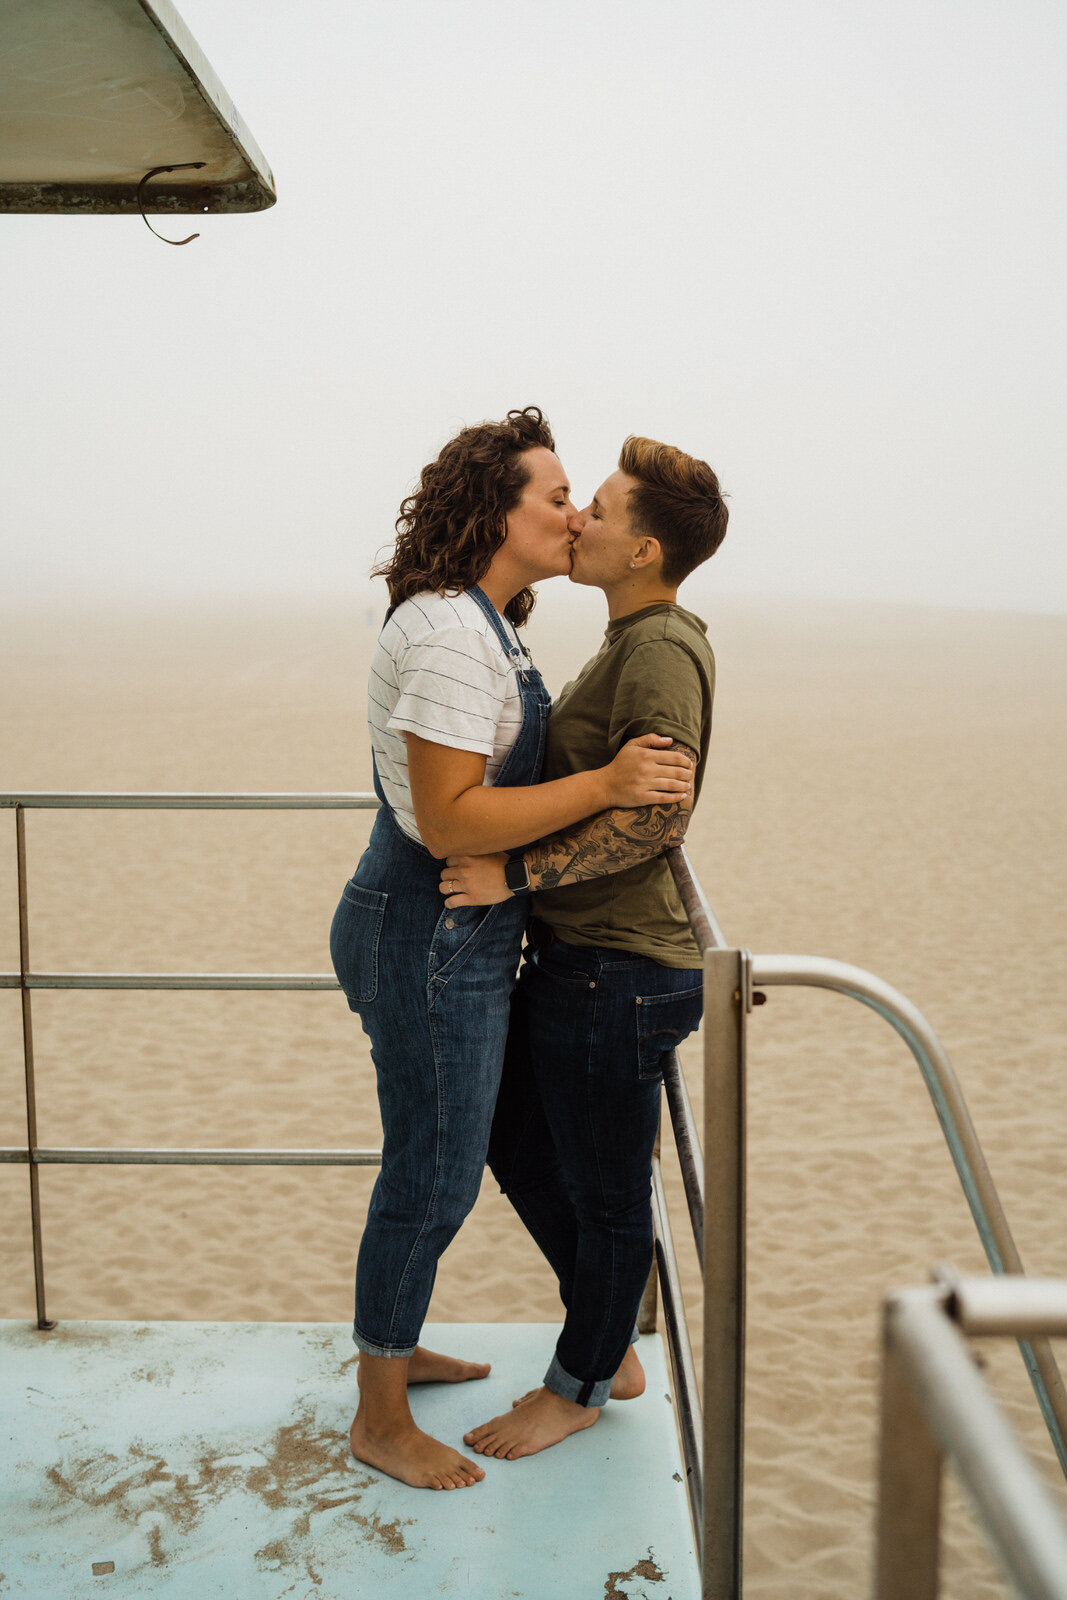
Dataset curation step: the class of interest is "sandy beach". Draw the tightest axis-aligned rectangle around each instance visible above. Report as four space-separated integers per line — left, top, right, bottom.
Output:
2 587 1065 1596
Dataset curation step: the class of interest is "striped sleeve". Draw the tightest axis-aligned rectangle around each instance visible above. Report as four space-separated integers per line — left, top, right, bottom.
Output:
388 626 511 755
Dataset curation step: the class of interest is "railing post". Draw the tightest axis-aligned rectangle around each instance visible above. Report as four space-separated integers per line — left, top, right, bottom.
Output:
874 1300 942 1600
15 806 53 1330
638 1112 662 1334
702 947 747 1598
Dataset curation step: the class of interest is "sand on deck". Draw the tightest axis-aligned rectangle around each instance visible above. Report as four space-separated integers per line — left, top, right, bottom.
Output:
2 588 1065 1596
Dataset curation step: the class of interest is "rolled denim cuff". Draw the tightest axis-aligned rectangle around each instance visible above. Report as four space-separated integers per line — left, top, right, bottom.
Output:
544 1353 612 1410
352 1321 417 1359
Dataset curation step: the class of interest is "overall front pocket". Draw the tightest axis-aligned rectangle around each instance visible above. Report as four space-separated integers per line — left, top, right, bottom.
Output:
635 984 704 1079
427 901 505 995
330 883 389 1005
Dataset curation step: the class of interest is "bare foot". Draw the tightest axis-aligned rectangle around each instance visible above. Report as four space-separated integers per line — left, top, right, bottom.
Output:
609 1344 646 1400
465 1386 598 1460
511 1345 644 1407
407 1345 491 1385
349 1412 485 1489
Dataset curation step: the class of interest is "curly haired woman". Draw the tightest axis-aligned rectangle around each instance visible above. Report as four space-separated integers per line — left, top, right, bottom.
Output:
329 408 692 1490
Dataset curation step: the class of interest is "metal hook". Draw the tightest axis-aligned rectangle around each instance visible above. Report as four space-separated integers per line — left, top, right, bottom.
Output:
136 163 207 245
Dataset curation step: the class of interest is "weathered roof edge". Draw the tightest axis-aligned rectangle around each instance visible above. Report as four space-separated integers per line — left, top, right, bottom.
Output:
0 0 276 215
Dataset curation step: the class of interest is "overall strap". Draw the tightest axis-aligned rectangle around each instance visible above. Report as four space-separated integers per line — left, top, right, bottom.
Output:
370 602 396 806
467 584 531 677
370 749 388 805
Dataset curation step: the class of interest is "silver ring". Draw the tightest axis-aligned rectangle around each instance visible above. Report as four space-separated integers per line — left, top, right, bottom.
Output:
447 879 453 894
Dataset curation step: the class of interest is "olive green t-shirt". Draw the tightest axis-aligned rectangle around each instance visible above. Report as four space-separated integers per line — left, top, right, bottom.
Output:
532 602 715 968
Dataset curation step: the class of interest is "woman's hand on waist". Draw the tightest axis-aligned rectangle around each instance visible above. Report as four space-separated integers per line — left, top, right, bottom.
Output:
440 854 510 906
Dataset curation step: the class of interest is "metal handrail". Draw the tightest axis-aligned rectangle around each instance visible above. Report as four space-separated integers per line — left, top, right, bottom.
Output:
0 1146 382 1166
0 798 705 1413
10 973 340 989
651 1155 703 1540
662 1052 704 1269
4 792 381 1328
876 1280 1067 1600
668 845 726 951
9 794 1063 1600
0 792 379 809
0 799 712 1451
656 853 1067 1600
751 953 1067 1479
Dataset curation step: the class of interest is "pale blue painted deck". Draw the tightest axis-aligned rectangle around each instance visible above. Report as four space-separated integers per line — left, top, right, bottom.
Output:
2 1321 699 1599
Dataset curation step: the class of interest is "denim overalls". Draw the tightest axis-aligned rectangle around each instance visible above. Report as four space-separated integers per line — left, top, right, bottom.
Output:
330 585 550 1357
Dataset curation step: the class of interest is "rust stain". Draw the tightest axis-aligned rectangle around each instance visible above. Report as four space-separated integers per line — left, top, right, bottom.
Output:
604 1549 667 1597
40 1325 110 1343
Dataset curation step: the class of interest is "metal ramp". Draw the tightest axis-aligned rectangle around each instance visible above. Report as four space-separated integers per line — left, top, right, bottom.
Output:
1 1320 699 1600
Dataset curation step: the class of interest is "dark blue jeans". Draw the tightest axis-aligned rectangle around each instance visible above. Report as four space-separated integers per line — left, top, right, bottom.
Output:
488 935 703 1406
331 805 527 1356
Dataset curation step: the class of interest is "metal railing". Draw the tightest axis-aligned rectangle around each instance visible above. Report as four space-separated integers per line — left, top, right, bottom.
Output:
1 792 380 1329
5 796 1066 1600
655 849 1067 1600
875 1275 1067 1600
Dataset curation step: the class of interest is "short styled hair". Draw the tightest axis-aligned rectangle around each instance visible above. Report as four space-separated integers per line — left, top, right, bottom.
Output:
619 435 728 586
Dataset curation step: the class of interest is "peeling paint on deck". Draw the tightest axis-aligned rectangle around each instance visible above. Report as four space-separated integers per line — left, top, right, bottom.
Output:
4 1321 699 1598
604 1549 667 1597
40 1409 410 1586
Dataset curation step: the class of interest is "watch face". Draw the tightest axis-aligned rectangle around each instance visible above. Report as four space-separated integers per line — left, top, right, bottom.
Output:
504 857 530 893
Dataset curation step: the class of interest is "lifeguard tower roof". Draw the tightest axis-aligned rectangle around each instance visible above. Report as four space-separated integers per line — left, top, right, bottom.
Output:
0 0 275 213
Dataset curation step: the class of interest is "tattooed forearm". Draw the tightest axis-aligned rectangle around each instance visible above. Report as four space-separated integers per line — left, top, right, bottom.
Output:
527 743 697 891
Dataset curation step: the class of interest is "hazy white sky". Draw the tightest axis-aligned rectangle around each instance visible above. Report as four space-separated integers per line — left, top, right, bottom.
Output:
3 0 1065 613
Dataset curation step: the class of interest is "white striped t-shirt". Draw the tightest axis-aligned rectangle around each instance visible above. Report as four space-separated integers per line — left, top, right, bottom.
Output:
368 590 528 844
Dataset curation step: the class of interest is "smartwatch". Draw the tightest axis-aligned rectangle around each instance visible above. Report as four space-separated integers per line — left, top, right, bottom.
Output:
504 852 531 895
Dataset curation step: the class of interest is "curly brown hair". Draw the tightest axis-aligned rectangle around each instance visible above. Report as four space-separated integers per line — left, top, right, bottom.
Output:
373 407 556 627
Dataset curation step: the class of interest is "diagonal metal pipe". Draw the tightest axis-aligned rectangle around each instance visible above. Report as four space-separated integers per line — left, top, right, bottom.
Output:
752 953 1067 1480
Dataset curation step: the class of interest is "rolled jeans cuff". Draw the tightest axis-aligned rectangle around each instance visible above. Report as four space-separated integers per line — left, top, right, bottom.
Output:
544 1353 612 1410
352 1321 417 1359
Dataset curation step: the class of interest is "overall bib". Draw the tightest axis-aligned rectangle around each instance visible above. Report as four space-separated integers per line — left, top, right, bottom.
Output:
330 585 550 1357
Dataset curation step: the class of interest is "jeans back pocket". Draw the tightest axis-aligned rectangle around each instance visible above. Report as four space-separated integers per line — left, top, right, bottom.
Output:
330 882 389 1007
635 984 704 1079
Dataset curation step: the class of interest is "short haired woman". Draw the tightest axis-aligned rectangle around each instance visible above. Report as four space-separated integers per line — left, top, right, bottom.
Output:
330 408 693 1489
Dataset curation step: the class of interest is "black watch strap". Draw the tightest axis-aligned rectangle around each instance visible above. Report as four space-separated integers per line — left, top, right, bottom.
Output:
504 853 531 895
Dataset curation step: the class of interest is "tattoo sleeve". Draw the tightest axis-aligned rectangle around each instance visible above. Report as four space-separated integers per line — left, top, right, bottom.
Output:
527 744 698 892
